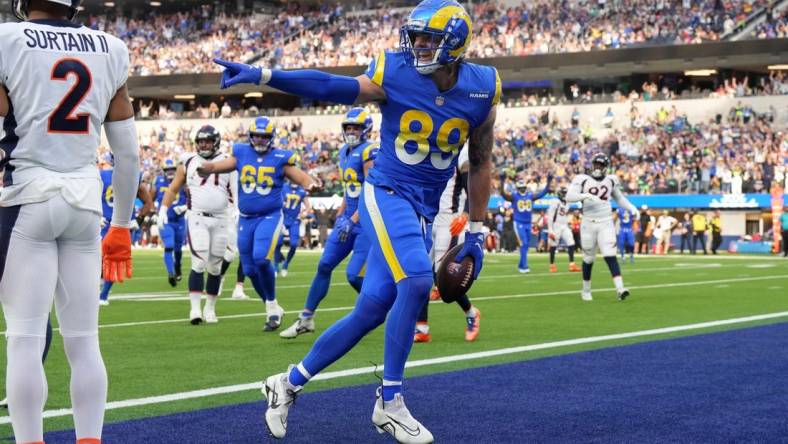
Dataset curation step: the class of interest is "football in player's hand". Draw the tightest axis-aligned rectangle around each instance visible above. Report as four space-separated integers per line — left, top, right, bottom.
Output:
436 243 476 304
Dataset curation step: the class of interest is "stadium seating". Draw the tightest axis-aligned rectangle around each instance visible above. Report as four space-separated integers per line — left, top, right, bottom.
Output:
77 0 776 76
104 95 787 198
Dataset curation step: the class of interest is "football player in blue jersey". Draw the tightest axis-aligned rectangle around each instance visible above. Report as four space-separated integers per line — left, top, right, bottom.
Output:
99 157 153 305
154 158 188 286
279 107 378 340
197 116 319 332
500 175 552 273
274 181 310 277
617 206 635 263
215 1 498 441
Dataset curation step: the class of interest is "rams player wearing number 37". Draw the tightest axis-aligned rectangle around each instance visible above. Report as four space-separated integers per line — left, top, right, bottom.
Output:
214 0 499 442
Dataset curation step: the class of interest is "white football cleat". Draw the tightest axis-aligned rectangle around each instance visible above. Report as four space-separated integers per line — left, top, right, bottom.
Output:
231 285 250 300
518 268 530 274
263 367 302 439
203 307 218 324
190 308 203 325
581 291 593 302
0 397 7 408
280 317 315 339
372 387 434 444
280 269 288 278
617 288 630 301
99 300 109 306
264 304 285 332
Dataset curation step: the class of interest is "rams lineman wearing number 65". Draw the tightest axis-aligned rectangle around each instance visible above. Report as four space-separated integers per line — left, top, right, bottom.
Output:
214 0 499 441
197 116 319 332
0 0 139 441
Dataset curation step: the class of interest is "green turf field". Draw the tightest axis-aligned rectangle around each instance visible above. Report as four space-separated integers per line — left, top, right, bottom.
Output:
2 249 787 433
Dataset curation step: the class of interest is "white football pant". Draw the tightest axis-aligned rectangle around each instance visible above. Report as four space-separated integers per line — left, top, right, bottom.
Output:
0 194 107 442
187 212 229 275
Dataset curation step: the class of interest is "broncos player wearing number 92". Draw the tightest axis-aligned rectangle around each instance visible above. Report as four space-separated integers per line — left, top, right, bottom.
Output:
214 0 499 441
196 116 320 332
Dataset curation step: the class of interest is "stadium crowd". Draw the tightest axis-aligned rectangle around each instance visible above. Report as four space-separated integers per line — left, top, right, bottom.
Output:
74 0 774 76
108 98 787 205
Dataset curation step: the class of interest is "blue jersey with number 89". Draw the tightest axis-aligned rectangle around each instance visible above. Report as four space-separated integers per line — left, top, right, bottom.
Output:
233 143 297 216
363 50 500 221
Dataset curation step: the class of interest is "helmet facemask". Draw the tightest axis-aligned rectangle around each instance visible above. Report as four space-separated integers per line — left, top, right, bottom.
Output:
250 132 274 155
400 28 448 75
196 137 218 159
591 159 608 180
342 123 364 147
164 167 176 181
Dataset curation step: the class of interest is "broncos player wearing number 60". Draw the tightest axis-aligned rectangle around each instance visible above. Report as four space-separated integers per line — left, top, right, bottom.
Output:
280 107 378 340
197 116 320 332
214 0 498 441
566 153 638 302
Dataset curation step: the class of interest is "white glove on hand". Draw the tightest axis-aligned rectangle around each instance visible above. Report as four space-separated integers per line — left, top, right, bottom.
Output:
157 206 169 230
130 219 140 231
174 205 188 216
101 217 108 229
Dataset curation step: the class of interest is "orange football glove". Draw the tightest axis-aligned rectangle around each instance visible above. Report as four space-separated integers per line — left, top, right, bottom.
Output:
102 226 133 283
449 213 468 237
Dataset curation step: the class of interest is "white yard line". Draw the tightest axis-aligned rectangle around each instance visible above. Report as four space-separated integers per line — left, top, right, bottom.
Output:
110 263 733 301
5 309 787 425
8 275 787 334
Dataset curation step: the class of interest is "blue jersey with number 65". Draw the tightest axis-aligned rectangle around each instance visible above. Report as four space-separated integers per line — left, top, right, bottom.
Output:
339 140 379 216
233 143 297 216
363 50 500 221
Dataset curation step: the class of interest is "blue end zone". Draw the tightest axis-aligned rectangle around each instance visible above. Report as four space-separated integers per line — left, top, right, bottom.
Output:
44 322 788 443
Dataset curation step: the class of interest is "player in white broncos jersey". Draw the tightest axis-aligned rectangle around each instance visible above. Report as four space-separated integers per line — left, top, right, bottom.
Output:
0 0 140 442
566 153 638 302
546 186 580 273
159 125 237 325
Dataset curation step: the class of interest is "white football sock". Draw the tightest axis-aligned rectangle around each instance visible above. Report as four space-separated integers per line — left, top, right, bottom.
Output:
464 307 477 318
63 334 107 441
613 276 624 291
205 294 217 311
6 336 47 443
266 300 279 312
189 292 202 312
583 280 592 292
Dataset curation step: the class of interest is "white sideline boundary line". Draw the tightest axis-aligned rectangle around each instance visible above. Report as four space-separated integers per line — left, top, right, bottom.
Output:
4 275 786 334
4 309 788 425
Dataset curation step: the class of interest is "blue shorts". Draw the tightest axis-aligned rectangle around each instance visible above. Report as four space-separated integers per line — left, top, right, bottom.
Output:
358 183 432 292
514 222 532 247
238 211 283 274
618 229 635 247
160 218 186 250
319 215 371 278
281 218 301 248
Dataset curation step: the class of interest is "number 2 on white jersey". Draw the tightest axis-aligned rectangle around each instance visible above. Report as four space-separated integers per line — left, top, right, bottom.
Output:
48 58 92 135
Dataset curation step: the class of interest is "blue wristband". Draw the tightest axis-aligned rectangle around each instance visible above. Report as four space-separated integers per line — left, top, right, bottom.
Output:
268 69 360 105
